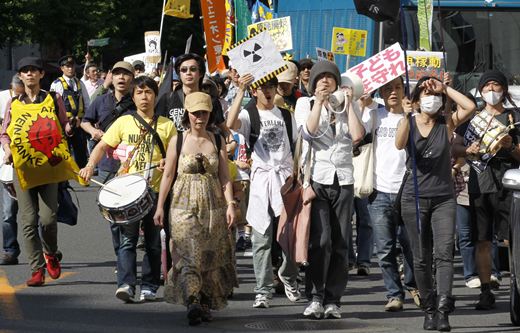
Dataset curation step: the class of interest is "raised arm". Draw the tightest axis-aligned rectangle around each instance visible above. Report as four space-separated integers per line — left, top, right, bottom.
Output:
395 98 413 150
226 73 254 130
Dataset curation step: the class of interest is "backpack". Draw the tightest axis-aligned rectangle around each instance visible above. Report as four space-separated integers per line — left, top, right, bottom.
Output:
244 99 294 157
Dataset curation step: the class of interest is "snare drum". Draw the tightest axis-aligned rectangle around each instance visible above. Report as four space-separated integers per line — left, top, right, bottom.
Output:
97 174 154 224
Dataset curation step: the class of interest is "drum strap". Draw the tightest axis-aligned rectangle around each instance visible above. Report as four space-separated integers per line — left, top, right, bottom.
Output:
132 112 166 158
477 112 496 146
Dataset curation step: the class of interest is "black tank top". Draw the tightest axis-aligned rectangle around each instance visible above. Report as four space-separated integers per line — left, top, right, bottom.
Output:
403 117 454 198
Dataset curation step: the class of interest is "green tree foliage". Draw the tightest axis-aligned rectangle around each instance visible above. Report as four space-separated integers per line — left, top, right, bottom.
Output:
1 0 204 66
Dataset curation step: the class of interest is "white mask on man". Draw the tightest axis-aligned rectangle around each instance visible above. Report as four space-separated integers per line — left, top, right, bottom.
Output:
482 90 503 106
420 95 443 114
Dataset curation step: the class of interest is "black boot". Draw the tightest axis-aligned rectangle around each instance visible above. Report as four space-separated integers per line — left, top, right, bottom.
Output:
437 295 455 332
422 293 437 331
187 295 202 326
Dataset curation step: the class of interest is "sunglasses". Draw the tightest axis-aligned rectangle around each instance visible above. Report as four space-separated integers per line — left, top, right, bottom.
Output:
180 66 199 73
195 153 206 174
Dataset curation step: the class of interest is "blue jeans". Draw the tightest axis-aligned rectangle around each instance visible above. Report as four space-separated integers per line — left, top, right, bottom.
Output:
117 199 161 292
368 190 416 300
96 170 120 257
350 197 373 266
456 204 501 281
2 186 19 257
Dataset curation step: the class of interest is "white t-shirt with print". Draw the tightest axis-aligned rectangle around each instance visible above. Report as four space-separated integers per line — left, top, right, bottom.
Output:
365 107 407 194
237 106 296 170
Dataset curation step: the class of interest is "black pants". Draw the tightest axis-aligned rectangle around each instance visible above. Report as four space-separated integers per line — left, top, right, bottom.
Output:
68 126 88 168
305 177 353 307
401 195 456 298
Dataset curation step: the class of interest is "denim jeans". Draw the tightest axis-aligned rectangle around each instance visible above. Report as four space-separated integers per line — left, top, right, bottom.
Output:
1 186 19 257
368 190 416 300
117 199 161 292
96 170 120 257
401 195 456 297
350 197 373 266
456 204 501 281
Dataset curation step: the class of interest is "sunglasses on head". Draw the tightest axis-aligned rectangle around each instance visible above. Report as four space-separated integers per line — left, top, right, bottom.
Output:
180 66 199 73
19 66 41 73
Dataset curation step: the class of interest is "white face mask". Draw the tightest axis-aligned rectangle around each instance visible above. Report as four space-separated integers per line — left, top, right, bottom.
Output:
482 90 503 106
420 95 443 114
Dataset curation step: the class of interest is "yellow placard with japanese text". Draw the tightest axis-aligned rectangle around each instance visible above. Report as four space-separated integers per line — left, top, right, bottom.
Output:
331 27 368 57
248 16 293 52
406 51 445 83
6 94 87 190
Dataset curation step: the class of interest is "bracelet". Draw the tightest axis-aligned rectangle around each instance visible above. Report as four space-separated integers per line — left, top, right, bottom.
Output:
227 200 238 206
85 164 95 169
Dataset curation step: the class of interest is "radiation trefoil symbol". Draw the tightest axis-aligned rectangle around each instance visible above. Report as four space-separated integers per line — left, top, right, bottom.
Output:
28 115 63 166
242 42 264 65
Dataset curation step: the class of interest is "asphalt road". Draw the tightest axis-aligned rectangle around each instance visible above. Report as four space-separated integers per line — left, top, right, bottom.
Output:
0 182 519 333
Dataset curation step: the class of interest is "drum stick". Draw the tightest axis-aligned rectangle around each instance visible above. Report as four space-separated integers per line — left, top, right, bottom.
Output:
74 171 122 197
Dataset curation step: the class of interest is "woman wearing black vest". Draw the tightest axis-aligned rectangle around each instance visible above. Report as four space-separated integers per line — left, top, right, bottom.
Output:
395 76 475 331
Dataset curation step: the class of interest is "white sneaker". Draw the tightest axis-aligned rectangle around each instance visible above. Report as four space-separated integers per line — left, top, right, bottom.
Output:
303 301 324 319
115 284 135 303
140 289 157 301
324 304 341 319
465 277 481 289
253 294 270 308
278 271 301 302
490 275 501 290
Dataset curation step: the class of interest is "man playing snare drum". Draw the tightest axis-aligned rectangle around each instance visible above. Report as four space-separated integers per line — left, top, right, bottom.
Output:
453 70 520 310
79 76 175 302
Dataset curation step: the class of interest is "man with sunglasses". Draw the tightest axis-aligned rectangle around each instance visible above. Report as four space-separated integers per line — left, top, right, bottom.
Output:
298 58 314 97
227 74 299 309
0 57 72 286
156 53 225 133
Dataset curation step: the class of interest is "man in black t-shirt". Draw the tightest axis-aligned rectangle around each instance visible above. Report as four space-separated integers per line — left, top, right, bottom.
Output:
456 70 520 310
155 53 226 133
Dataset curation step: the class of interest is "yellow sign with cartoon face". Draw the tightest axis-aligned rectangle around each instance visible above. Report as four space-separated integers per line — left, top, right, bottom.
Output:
331 27 368 57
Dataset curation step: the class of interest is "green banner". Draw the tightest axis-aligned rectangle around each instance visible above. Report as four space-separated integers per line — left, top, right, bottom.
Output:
417 0 433 51
234 0 252 41
87 38 110 47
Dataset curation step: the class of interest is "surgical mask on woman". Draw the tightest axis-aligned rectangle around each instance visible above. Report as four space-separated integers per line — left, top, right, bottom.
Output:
420 95 443 114
482 90 503 106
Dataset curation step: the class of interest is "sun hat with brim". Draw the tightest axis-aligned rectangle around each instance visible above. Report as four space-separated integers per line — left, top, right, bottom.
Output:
185 92 212 113
112 61 135 75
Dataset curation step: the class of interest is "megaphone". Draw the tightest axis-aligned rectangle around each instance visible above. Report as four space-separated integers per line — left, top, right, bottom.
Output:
339 72 364 100
327 72 365 111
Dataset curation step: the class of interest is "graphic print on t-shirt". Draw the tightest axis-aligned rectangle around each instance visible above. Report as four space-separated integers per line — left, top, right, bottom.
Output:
375 125 397 138
168 107 186 132
113 133 155 172
260 119 285 152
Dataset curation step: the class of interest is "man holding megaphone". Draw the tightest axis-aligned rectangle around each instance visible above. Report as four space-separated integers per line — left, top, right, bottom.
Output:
294 60 365 319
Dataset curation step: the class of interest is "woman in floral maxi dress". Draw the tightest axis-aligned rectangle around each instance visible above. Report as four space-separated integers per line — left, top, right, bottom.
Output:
154 92 237 326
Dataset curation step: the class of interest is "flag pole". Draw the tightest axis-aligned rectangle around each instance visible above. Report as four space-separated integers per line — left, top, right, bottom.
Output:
159 0 167 44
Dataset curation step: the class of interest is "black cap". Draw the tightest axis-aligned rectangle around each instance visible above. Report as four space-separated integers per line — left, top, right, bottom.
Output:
478 70 508 93
298 58 314 70
17 57 43 72
58 55 75 66
132 60 145 68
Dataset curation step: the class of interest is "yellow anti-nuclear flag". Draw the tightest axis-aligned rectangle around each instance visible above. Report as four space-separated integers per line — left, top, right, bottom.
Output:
6 93 88 190
164 0 193 19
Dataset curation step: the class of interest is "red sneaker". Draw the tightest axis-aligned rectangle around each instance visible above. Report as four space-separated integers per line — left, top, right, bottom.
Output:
44 253 61 279
26 268 45 287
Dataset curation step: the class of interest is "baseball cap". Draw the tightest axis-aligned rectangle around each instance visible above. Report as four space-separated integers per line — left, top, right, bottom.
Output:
132 60 145 69
277 61 298 84
185 92 212 113
17 57 43 72
112 61 135 75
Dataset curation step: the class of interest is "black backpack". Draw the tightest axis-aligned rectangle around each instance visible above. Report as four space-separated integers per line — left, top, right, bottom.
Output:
244 98 294 157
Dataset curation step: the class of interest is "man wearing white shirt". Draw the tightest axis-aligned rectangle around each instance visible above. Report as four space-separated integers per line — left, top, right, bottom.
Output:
294 60 365 319
0 74 23 265
50 55 90 167
81 62 104 98
362 78 420 312
227 74 300 309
